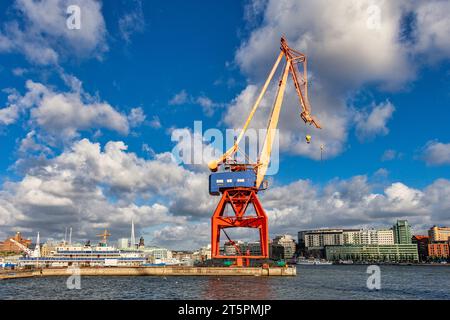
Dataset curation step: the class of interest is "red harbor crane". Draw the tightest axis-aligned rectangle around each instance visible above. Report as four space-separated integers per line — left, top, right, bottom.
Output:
207 37 321 266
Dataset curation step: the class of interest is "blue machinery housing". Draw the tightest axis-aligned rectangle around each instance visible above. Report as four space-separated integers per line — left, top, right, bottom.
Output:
209 170 257 195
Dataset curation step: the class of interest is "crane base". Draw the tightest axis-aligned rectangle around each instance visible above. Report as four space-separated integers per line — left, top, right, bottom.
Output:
211 188 269 262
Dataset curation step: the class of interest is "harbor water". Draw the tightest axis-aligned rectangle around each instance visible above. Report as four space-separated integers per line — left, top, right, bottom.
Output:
1 265 449 300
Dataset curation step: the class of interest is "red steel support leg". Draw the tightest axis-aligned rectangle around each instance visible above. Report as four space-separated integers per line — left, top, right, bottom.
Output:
211 188 269 262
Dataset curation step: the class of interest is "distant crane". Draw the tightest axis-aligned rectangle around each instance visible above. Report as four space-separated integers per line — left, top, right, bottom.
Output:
207 37 321 266
97 229 111 246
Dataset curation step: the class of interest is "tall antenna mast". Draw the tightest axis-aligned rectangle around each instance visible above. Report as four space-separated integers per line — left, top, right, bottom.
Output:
130 219 136 249
34 232 40 258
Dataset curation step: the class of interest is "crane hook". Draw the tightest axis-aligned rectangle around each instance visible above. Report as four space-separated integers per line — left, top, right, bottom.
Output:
305 135 312 144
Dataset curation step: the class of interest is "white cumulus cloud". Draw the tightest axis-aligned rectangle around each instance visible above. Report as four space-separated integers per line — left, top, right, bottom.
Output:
354 101 395 141
1 79 130 141
0 0 108 65
420 140 450 166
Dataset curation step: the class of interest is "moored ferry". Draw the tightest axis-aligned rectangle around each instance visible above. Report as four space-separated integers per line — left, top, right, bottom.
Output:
19 244 146 267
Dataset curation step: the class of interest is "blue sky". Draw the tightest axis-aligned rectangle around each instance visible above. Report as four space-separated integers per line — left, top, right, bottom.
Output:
0 0 449 249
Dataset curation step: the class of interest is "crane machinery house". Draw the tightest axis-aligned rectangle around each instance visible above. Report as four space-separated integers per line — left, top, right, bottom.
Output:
209 169 257 195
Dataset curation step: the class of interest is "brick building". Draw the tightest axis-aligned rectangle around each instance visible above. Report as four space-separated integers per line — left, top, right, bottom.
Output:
428 242 449 259
0 232 32 253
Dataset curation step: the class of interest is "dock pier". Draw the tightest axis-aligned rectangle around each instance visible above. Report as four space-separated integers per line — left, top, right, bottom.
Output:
0 266 296 280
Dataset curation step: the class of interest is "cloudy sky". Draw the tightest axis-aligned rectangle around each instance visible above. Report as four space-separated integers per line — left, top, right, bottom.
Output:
0 0 449 249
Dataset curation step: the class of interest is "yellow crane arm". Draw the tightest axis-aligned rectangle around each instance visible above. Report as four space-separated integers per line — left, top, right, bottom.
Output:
207 51 284 172
255 59 291 188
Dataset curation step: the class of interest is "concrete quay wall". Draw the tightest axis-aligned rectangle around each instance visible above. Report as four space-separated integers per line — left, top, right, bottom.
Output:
36 266 296 277
0 270 35 280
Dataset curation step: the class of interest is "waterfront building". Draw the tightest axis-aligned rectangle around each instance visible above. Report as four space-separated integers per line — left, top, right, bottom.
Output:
191 250 201 262
300 224 407 259
143 246 172 260
412 235 430 261
299 229 348 258
139 236 145 248
0 232 32 254
377 229 395 245
428 226 450 242
299 229 344 249
393 220 412 244
41 239 58 257
145 250 180 265
199 244 211 260
300 228 394 248
325 244 419 262
427 243 449 259
244 241 262 256
171 251 195 266
217 241 263 257
342 229 394 245
117 238 129 249
172 251 193 261
224 241 236 255
270 235 296 260
358 229 378 245
223 240 244 256
343 229 362 244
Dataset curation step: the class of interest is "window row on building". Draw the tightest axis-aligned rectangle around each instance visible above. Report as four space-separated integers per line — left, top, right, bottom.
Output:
325 244 419 262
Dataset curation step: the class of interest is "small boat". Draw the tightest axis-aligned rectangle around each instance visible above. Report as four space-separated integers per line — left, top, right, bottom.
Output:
296 258 333 266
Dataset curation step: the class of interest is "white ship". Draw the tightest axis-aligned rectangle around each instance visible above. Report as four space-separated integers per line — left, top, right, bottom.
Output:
19 229 146 267
19 244 146 267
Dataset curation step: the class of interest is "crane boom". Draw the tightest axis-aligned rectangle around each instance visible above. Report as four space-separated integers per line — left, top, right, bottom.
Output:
207 51 284 172
208 36 321 189
256 59 291 188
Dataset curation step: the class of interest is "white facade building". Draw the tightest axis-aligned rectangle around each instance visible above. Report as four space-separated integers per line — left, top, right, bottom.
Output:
377 229 395 245
199 244 211 260
342 229 394 245
300 229 344 249
360 229 378 245
301 228 396 249
343 230 361 244
271 235 297 260
143 247 173 261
